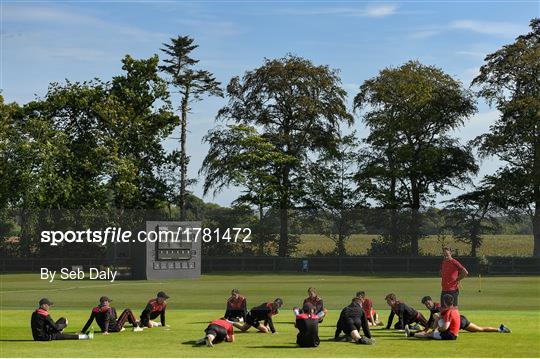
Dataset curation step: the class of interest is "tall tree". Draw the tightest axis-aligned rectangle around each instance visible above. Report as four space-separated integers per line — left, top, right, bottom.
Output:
200 124 296 255
304 133 365 256
471 18 540 256
108 55 179 208
159 36 223 219
444 187 501 257
214 55 353 256
354 60 478 255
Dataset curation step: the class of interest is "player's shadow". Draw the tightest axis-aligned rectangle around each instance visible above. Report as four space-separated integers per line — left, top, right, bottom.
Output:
182 340 202 347
0 339 35 342
246 345 298 349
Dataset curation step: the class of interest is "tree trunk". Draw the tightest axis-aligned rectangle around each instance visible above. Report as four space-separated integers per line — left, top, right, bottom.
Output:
410 180 421 256
278 200 288 257
179 92 189 221
533 131 540 257
258 203 265 256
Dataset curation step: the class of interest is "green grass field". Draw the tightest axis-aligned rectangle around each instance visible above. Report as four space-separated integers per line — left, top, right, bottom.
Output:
1 273 539 357
297 234 533 257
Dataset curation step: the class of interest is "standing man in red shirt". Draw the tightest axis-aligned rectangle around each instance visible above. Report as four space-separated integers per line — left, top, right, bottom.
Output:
440 247 468 306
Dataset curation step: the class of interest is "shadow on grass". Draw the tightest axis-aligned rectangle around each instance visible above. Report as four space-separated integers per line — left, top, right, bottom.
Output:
245 345 298 349
0 339 36 342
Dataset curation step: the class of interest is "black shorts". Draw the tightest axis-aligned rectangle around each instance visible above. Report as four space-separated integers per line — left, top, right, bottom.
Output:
441 290 459 307
343 317 362 335
440 331 457 340
205 324 227 343
459 315 470 330
245 313 265 328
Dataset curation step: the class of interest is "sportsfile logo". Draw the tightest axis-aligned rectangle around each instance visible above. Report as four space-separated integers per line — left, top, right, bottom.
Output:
40 227 252 246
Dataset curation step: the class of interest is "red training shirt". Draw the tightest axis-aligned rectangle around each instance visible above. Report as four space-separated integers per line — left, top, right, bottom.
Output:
441 258 465 291
441 306 460 337
210 319 234 338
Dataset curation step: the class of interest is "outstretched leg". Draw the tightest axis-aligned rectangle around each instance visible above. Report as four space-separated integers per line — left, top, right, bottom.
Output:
465 323 499 332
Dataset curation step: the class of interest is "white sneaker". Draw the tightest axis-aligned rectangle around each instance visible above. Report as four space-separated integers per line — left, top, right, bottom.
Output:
404 325 410 338
120 327 126 332
150 321 162 327
205 337 214 347
133 326 143 332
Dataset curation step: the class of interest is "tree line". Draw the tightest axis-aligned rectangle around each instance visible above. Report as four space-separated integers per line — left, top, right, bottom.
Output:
1 19 538 258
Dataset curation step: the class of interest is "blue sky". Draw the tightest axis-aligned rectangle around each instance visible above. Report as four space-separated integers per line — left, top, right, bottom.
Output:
2 1 538 207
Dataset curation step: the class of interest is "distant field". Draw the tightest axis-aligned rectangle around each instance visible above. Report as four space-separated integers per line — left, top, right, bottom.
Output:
297 234 533 257
1 274 539 357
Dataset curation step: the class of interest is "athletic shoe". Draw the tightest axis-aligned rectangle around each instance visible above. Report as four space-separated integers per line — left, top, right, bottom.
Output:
404 325 411 338
205 337 214 347
499 324 511 333
195 338 206 345
358 337 374 345
150 320 162 327
120 327 126 332
133 326 143 332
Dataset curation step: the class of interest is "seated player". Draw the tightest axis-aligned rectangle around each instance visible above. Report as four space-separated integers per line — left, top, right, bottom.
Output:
356 291 382 326
140 291 169 328
31 298 93 341
195 318 235 347
233 298 283 334
420 295 511 333
408 294 460 340
294 303 320 347
334 293 374 345
81 296 143 334
385 293 427 330
302 287 328 323
224 289 247 322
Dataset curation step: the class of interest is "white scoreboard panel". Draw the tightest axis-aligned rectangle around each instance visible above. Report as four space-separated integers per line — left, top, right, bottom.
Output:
144 221 201 280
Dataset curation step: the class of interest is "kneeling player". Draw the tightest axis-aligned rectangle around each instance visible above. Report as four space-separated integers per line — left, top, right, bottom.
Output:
196 318 235 347
224 289 247 322
420 295 511 334
295 303 320 347
81 296 142 334
31 298 93 341
334 294 374 345
385 293 427 330
301 287 328 323
233 298 283 334
409 294 460 340
356 291 382 326
140 291 169 328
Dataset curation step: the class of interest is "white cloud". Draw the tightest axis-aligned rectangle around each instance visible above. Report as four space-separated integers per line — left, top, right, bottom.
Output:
409 30 440 39
365 4 398 17
451 20 527 37
281 4 398 18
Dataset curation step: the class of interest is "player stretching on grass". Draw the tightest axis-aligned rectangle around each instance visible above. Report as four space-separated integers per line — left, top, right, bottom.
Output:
441 247 468 306
224 289 247 322
334 293 374 345
233 298 283 334
294 303 320 347
420 295 511 333
302 287 328 323
140 291 169 328
31 298 93 341
196 318 235 347
356 291 383 326
385 293 427 330
81 296 143 334
406 294 461 340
